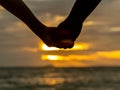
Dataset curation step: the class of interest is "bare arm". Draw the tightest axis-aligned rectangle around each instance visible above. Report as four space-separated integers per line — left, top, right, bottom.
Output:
0 0 46 33
57 0 101 41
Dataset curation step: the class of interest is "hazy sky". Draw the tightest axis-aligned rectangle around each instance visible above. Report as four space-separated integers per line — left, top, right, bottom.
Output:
0 0 120 67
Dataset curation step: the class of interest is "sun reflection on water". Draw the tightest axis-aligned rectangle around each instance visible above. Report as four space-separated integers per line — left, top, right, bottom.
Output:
41 78 65 86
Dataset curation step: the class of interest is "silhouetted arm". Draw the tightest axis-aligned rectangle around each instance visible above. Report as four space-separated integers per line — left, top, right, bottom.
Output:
58 0 101 30
66 0 101 23
0 0 46 33
0 0 75 48
57 0 101 41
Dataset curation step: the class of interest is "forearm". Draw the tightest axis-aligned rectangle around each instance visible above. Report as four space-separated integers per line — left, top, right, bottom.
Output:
66 0 102 23
0 0 45 31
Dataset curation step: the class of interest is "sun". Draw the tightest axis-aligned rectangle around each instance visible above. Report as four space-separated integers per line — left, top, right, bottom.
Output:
41 44 59 51
42 55 63 61
39 42 90 51
39 42 91 62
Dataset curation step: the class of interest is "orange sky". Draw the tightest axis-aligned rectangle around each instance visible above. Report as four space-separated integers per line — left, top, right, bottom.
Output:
0 0 120 67
38 42 120 67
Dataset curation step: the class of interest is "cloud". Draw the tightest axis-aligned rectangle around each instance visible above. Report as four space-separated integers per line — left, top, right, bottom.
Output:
21 47 39 53
24 0 75 16
38 13 65 26
110 27 120 32
41 50 120 61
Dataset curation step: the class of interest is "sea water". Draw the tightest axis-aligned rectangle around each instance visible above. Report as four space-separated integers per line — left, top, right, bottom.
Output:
0 67 120 90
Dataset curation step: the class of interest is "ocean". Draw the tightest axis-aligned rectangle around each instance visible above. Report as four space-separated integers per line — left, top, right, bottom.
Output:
0 67 120 90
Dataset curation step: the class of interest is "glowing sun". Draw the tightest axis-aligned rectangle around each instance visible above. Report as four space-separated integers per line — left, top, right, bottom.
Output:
39 42 90 51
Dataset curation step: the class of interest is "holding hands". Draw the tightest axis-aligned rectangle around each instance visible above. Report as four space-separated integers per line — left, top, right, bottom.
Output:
0 0 101 49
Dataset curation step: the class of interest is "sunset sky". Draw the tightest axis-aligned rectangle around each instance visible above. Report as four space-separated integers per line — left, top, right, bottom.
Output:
0 0 120 67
